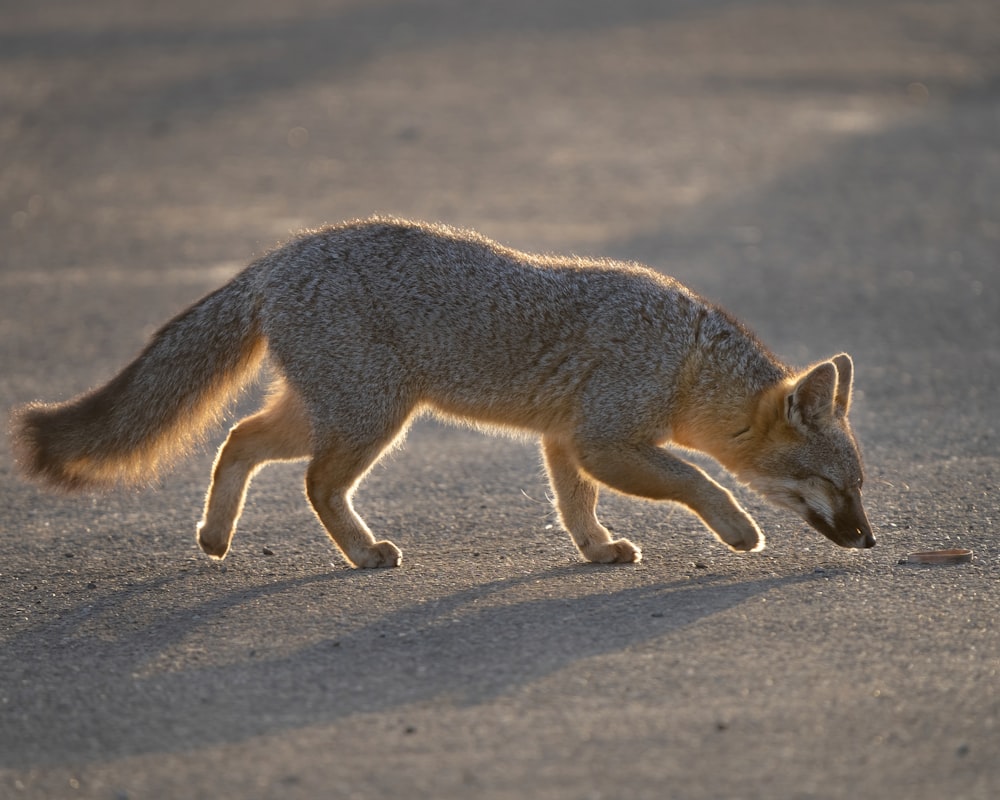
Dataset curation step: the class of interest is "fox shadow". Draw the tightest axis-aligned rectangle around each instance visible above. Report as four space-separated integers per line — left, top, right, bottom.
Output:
1 560 820 768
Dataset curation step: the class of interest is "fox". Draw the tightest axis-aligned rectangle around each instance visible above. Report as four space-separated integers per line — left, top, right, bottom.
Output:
10 217 875 568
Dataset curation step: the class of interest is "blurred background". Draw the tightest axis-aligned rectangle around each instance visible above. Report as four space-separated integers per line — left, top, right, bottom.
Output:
3 1 998 460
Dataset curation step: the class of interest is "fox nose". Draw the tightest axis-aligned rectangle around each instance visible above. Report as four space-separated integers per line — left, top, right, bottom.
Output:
862 530 876 548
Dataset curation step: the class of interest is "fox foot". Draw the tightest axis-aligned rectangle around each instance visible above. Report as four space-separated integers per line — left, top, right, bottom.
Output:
196 523 232 560
714 514 765 553
347 540 403 569
582 538 642 564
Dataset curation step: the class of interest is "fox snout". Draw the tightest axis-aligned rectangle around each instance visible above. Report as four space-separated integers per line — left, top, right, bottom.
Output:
754 475 876 550
804 488 876 549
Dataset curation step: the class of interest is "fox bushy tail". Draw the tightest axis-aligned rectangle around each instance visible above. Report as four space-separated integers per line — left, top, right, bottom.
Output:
11 268 266 491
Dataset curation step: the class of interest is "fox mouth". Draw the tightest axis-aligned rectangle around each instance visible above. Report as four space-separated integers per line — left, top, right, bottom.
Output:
805 508 876 549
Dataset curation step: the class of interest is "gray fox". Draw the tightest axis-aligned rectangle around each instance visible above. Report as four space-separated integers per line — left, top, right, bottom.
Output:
11 217 875 567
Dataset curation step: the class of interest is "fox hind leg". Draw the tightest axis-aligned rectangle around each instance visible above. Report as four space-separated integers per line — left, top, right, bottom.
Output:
305 438 404 569
541 436 641 564
197 380 311 559
304 398 415 568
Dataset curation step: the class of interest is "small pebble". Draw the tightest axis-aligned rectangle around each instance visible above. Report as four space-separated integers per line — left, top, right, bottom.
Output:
262 546 275 556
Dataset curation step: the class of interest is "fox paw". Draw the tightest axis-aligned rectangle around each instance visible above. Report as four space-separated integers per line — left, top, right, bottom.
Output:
717 516 765 553
584 538 642 564
196 523 232 560
349 540 403 569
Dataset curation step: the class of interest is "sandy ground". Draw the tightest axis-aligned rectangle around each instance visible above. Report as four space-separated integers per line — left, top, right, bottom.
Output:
1 1 999 798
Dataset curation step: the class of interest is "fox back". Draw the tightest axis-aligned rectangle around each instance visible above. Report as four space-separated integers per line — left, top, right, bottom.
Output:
257 220 769 439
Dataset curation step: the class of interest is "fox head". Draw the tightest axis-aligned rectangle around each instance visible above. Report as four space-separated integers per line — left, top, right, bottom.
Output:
742 354 875 549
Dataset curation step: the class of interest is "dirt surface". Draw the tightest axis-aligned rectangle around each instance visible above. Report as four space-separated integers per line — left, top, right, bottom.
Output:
2 1 999 798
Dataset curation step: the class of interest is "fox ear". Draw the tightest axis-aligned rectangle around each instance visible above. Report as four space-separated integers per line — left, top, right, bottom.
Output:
786 361 837 429
830 353 853 417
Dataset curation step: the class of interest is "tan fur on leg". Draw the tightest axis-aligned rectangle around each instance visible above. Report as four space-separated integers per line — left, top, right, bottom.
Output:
198 380 312 559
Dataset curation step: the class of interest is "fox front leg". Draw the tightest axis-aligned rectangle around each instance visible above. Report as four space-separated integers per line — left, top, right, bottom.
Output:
574 440 765 554
541 436 642 563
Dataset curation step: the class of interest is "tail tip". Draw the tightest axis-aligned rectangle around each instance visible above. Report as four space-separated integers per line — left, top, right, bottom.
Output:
9 402 100 492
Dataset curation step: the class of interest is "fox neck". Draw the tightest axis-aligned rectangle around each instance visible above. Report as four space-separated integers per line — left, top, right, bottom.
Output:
669 313 790 477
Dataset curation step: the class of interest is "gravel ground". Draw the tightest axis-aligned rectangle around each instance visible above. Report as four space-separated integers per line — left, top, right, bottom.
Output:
1 2 998 798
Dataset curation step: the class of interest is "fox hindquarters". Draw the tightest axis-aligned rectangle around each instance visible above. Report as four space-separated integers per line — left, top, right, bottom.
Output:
10 217 875 568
